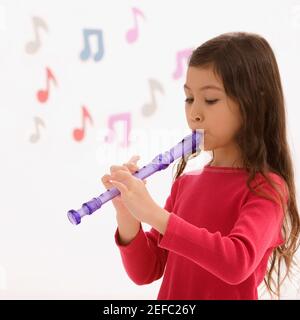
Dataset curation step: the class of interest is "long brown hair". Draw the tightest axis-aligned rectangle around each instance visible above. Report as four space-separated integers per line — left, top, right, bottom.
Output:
173 32 300 299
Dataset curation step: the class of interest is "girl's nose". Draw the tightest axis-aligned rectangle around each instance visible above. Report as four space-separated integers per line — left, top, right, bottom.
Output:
190 107 203 122
191 113 203 122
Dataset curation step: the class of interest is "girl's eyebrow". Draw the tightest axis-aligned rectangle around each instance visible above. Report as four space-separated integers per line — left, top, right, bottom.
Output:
184 84 223 91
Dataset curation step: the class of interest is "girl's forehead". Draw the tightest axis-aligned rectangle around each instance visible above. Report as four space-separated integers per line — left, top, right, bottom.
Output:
185 66 224 90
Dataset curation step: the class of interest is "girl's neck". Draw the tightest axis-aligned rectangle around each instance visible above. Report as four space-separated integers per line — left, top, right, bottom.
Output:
208 158 245 169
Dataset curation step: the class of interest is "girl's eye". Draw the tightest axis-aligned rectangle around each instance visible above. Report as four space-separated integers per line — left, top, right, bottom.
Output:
205 99 219 105
184 98 219 105
185 98 194 104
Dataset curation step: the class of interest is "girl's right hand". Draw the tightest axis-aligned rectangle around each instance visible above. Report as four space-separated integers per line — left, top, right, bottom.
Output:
100 155 147 215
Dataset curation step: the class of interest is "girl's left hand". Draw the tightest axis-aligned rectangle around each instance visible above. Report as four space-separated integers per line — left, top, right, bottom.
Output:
108 170 159 224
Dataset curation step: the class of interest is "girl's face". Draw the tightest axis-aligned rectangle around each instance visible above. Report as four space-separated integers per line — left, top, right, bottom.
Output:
184 66 243 151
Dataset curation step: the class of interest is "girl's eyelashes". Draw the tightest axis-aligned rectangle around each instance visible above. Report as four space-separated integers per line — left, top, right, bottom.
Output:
184 98 193 104
184 98 219 105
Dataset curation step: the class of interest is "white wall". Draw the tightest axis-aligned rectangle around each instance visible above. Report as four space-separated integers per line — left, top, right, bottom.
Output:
0 0 300 299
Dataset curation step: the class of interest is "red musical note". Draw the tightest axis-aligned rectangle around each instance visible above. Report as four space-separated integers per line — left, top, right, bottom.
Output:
141 79 164 117
126 7 146 43
73 106 93 142
172 48 194 80
104 112 131 147
37 67 57 103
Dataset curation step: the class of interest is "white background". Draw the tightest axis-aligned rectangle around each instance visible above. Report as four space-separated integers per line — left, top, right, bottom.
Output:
0 0 300 299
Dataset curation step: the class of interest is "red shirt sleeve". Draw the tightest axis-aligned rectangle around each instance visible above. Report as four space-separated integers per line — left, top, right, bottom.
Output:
157 178 286 285
114 175 183 285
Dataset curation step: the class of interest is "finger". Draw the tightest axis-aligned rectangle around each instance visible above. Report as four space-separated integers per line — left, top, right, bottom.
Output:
111 170 132 181
112 170 137 189
102 177 122 199
110 165 130 174
128 162 139 168
101 174 115 189
110 179 128 194
122 162 138 168
123 162 139 173
123 157 139 167
129 155 140 163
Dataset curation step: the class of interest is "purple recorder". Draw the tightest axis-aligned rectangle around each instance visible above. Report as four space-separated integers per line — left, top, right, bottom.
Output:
67 129 204 225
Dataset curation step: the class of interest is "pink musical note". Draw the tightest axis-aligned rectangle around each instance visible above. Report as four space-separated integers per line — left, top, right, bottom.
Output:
37 67 58 103
172 48 194 80
25 16 48 54
126 7 146 43
73 106 93 142
142 79 164 117
104 112 131 148
29 116 46 143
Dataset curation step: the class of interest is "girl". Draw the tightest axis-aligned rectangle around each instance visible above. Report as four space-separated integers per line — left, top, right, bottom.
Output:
101 32 300 300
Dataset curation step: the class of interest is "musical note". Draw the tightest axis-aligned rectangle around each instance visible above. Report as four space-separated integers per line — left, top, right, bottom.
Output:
80 29 104 62
29 117 46 143
172 48 194 80
126 7 146 43
73 106 93 142
104 112 131 148
37 67 58 103
141 79 164 117
25 16 48 54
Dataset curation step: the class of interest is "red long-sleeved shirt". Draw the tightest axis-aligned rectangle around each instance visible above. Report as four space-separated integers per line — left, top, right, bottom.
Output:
114 164 287 300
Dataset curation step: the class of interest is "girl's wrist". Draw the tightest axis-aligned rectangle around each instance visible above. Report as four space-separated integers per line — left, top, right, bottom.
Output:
147 205 171 235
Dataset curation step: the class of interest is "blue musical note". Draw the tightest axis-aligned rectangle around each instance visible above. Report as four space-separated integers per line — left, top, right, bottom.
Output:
79 28 104 62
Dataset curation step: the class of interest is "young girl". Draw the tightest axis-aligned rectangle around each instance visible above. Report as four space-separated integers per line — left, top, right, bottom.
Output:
101 31 300 300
